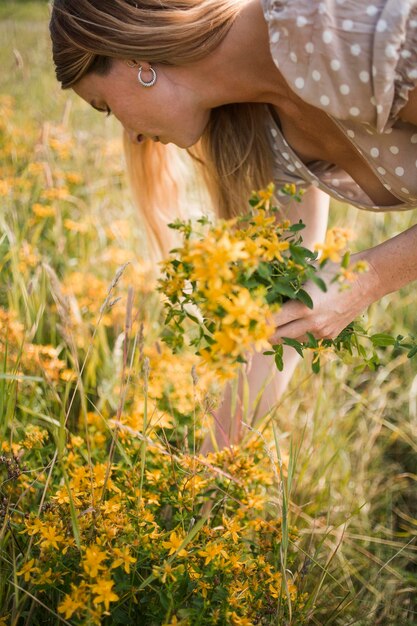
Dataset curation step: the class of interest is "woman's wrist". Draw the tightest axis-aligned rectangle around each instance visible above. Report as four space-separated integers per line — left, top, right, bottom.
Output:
352 250 386 305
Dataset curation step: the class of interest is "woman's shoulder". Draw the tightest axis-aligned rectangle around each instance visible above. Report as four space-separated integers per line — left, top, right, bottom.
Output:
262 0 417 132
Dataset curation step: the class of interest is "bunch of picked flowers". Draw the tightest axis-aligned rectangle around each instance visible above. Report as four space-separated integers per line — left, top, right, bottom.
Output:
158 184 410 378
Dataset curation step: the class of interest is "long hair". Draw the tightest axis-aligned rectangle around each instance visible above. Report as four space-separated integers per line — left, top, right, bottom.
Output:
50 0 275 259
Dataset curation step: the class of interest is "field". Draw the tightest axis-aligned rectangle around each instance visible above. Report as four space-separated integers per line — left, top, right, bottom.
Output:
1 2 417 624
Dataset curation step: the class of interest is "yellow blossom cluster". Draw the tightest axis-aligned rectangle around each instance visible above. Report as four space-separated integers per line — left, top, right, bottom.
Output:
160 208 300 377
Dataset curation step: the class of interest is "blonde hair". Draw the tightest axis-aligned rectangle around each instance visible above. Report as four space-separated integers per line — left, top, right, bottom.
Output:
50 0 275 259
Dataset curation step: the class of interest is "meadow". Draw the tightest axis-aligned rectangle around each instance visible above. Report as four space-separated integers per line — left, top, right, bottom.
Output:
1 2 417 624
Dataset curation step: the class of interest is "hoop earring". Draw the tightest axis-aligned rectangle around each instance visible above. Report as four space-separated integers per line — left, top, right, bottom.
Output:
138 65 157 87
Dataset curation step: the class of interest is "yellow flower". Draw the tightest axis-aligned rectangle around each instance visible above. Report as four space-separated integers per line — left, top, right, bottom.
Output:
0 180 10 196
16 558 40 582
58 594 82 620
41 186 69 201
91 578 119 611
33 568 54 585
153 561 184 584
162 531 188 557
222 516 242 544
197 542 229 565
252 182 275 210
82 545 108 578
315 227 353 263
111 547 136 574
63 218 89 233
37 525 64 550
32 203 56 218
227 611 255 626
22 517 44 536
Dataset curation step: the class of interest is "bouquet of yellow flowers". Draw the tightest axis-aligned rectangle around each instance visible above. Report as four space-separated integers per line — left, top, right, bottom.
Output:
158 184 415 378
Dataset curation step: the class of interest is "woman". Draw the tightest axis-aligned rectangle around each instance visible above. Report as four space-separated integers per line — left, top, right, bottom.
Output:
50 0 417 449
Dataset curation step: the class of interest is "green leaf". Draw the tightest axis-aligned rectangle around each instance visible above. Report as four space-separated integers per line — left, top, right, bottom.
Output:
341 251 351 269
312 358 321 374
309 273 327 292
270 282 297 299
370 333 397 347
289 221 306 232
282 337 304 358
297 289 314 309
272 344 284 371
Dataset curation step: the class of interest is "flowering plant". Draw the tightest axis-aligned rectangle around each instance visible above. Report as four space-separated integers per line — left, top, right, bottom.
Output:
158 184 384 377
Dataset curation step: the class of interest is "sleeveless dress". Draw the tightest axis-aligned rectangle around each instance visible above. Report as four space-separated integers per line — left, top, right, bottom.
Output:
262 0 417 211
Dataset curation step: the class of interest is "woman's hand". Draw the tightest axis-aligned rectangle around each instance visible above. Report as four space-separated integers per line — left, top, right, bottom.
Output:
269 254 381 343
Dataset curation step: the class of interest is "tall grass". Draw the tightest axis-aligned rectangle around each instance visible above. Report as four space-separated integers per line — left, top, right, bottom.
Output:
1 2 417 624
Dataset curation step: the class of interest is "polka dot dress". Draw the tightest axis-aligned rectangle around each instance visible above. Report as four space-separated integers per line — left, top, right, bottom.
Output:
262 0 417 210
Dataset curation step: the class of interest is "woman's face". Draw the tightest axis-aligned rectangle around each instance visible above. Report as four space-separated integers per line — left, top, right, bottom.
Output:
72 59 211 148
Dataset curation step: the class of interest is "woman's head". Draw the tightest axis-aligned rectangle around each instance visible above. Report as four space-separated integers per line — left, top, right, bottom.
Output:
50 0 243 87
50 0 275 259
50 0 245 148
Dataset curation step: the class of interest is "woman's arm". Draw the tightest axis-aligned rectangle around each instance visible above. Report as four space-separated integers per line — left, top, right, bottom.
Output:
270 223 417 343
200 186 330 453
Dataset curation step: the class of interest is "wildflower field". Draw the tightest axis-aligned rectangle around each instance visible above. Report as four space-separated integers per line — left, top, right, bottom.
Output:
1 2 417 624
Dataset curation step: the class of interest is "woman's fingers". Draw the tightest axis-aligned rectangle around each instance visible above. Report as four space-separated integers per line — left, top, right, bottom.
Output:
269 320 314 344
272 299 309 327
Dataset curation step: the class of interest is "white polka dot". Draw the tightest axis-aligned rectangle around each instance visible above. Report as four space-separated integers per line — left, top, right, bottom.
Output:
350 44 361 56
410 19 417 28
384 184 392 190
347 129 355 138
342 19 354 31
372 65 377 77
294 160 302 169
384 128 393 134
320 95 330 106
359 71 370 83
305 42 314 54
350 107 360 116
377 19 387 32
330 59 341 71
411 134 417 144
401 187 410 194
331 178 340 186
287 164 296 172
271 32 280 43
385 44 397 59
270 128 278 138
318 2 326 14
295 77 305 89
370 147 379 158
322 30 333 44
312 70 321 81
376 104 383 114
340 84 350 95
377 166 386 175
390 145 399 154
408 69 417 80
401 49 412 59
366 5 378 16
297 16 308 27
395 167 405 176
282 152 290 160
290 52 298 63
